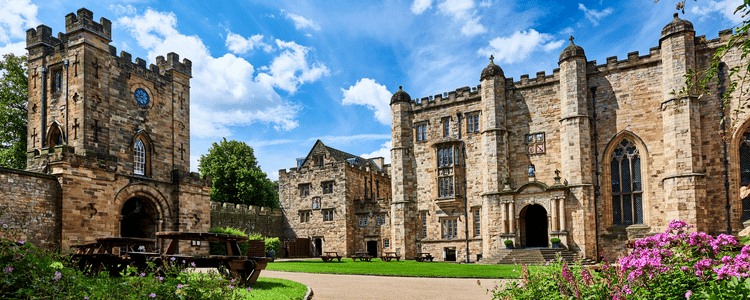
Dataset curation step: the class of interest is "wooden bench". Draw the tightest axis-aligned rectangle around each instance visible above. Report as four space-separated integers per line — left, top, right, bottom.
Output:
380 251 401 262
71 238 159 276
351 251 373 262
414 252 434 262
321 251 342 262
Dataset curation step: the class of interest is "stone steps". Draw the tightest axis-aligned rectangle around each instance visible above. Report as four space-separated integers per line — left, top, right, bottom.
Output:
479 248 596 265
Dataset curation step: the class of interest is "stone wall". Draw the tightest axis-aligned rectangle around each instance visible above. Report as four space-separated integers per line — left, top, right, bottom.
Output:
210 201 283 238
0 167 62 249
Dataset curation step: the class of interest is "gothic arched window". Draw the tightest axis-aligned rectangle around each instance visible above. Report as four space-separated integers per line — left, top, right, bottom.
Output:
611 139 643 225
134 139 146 176
740 132 750 220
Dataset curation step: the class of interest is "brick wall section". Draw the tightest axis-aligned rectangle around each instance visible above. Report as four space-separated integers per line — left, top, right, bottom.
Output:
0 167 61 249
210 201 283 238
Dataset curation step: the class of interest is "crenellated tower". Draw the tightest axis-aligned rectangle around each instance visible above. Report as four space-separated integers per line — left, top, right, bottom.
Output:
389 86 418 258
659 13 706 227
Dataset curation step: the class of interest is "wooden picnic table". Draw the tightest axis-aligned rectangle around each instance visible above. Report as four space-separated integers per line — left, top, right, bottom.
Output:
321 251 342 262
71 237 158 276
380 251 401 262
415 252 434 262
352 251 373 262
156 231 270 285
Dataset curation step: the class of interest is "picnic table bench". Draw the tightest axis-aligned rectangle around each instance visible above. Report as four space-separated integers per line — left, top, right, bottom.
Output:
380 251 401 262
351 251 373 262
71 237 158 276
414 252 434 262
321 251 342 262
157 231 270 285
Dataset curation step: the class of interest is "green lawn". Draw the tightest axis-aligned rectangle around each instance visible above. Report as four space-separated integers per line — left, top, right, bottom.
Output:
266 259 526 278
250 277 308 299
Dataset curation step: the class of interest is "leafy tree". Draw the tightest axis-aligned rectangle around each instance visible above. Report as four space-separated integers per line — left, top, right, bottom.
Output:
0 54 27 169
198 138 278 208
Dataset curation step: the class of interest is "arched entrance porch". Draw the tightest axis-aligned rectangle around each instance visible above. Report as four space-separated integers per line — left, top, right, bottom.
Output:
120 197 159 239
519 204 548 248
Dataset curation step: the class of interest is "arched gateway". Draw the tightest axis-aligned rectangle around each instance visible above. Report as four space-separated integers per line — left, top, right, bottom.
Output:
120 197 159 239
519 204 548 248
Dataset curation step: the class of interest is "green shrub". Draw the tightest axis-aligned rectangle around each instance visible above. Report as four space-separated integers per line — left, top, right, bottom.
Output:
208 226 249 255
550 238 561 244
264 237 280 254
504 240 513 247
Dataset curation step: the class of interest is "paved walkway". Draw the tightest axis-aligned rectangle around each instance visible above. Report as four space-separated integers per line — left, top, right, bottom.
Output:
262 270 505 300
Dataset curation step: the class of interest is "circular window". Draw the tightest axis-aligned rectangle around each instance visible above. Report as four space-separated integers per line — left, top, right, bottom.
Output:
134 88 150 108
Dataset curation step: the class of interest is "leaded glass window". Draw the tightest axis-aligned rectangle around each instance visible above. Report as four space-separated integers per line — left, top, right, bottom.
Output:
442 218 457 239
134 139 145 175
740 132 750 220
611 139 643 225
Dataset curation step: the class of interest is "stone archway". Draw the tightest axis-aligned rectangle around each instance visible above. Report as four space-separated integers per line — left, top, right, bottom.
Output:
120 197 159 239
519 204 548 248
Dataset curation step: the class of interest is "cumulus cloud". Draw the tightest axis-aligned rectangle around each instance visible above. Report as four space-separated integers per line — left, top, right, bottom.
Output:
361 140 392 164
478 29 564 64
691 0 744 24
411 0 434 14
341 78 392 125
255 40 330 94
578 3 613 26
117 9 326 138
0 0 38 55
280 9 321 31
225 32 273 54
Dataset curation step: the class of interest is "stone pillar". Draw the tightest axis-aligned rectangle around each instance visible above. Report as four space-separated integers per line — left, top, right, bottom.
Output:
558 37 596 259
389 87 418 258
550 198 558 231
509 201 516 233
559 197 566 231
659 14 706 230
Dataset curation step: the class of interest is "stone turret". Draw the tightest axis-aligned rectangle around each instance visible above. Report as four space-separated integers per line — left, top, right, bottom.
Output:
389 86 418 258
479 56 507 193
558 36 593 256
659 13 705 226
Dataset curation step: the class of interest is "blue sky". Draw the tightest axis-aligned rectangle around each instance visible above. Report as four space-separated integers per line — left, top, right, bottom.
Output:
0 0 743 180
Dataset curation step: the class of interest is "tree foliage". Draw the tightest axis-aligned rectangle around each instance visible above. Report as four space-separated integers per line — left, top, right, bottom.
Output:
198 138 278 208
0 54 28 169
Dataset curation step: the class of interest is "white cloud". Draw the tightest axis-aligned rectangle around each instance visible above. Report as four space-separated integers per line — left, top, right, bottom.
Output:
691 0 744 24
280 9 321 31
437 0 487 36
578 3 613 26
479 0 492 8
478 29 565 64
255 39 330 94
361 140 392 164
341 78 392 125
117 9 322 138
225 31 273 54
0 0 38 50
0 41 26 57
313 134 392 144
412 0 434 14
109 4 136 16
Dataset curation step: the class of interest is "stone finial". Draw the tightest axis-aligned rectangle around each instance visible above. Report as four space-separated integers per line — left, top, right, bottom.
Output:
489 55 494 64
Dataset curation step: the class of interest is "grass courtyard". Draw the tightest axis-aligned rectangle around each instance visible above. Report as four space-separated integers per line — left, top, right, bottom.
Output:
266 258 525 278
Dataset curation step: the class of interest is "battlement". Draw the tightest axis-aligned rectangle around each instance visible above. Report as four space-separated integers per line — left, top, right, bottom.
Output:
156 53 193 77
171 170 211 186
65 8 111 41
410 85 481 107
210 201 282 216
26 25 61 49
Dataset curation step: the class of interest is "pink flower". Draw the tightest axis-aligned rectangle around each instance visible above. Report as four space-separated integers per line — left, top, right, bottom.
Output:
176 284 183 289
149 293 156 298
686 291 692 299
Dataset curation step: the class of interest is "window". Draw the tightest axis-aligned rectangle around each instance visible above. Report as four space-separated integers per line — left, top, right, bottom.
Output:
299 211 310 223
323 210 334 222
474 208 481 237
526 132 546 154
437 145 459 197
376 180 380 199
134 139 146 175
375 214 387 226
322 181 334 194
416 123 427 141
421 212 427 239
364 177 369 199
467 113 479 133
383 239 390 248
358 216 368 227
611 139 643 225
299 184 310 197
443 118 450 137
314 156 324 167
53 69 62 93
442 218 458 239
740 132 750 220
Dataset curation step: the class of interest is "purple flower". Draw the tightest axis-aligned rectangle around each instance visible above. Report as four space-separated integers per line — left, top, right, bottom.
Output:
3 266 12 274
247 287 252 292
228 284 234 290
18 240 26 245
176 284 183 289
140 273 146 277
686 291 692 298
157 276 163 281
190 262 196 267
52 271 62 282
84 297 89 300
181 260 186 264
170 257 176 261
149 293 156 298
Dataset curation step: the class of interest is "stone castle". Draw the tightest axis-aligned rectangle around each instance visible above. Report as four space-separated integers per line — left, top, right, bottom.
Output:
386 14 750 261
0 8 211 253
278 140 391 257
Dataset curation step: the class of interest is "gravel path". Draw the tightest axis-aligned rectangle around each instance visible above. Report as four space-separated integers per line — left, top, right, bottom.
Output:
262 270 507 300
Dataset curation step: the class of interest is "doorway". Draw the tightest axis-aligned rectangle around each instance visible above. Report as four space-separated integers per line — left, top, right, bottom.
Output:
366 241 378 258
444 247 456 261
120 197 158 239
314 238 322 257
520 204 548 248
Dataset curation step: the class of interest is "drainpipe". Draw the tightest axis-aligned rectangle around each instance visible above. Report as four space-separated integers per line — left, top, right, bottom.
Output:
41 67 47 147
719 63 732 234
64 60 69 144
591 86 600 261
458 112 469 263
